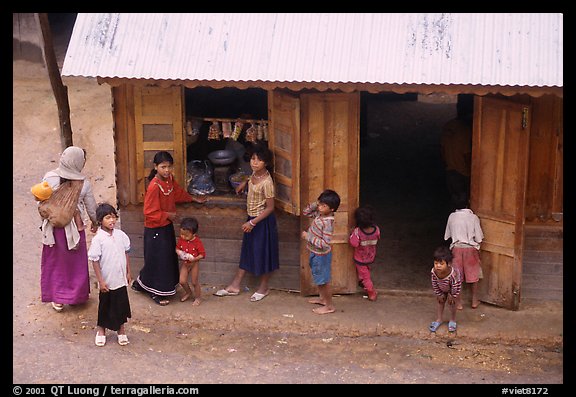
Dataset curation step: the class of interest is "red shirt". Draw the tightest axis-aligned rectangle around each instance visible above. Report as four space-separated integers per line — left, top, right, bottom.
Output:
176 236 206 262
144 175 195 228
349 225 381 265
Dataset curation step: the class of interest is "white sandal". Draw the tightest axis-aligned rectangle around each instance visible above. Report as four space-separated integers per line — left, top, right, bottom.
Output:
95 333 106 347
51 302 63 312
117 334 129 346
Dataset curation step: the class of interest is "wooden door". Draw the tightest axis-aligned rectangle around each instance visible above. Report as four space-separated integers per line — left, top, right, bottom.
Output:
470 96 531 310
133 85 185 202
268 90 301 215
299 93 360 295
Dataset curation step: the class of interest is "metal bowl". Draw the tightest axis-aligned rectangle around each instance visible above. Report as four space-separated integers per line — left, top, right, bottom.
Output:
208 149 236 166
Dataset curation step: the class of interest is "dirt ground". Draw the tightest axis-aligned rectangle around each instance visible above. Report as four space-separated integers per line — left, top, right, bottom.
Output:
12 56 565 385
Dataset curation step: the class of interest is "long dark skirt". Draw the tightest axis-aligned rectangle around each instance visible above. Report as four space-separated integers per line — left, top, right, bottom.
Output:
97 286 131 331
239 214 280 276
136 223 179 296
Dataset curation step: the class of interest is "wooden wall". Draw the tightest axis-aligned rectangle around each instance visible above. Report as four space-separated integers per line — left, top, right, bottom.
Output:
522 95 563 302
119 204 301 291
525 95 563 224
113 85 138 206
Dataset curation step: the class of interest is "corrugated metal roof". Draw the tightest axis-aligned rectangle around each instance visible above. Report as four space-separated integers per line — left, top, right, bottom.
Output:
62 13 563 88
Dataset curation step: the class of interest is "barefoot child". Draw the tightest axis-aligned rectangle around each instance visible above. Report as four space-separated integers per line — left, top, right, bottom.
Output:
176 217 206 305
301 189 341 315
88 203 132 346
429 246 462 333
444 197 484 309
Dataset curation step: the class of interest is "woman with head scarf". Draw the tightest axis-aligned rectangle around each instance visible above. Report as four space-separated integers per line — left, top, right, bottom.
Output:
40 146 99 312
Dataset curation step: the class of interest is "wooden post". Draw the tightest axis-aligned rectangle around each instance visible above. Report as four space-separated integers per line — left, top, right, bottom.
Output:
35 13 73 150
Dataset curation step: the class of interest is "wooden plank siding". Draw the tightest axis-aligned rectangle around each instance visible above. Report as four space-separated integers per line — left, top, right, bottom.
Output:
299 93 359 295
521 224 563 302
113 84 138 206
525 95 563 224
119 204 301 291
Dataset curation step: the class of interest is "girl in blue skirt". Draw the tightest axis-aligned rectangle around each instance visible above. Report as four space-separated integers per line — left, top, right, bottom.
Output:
215 143 279 302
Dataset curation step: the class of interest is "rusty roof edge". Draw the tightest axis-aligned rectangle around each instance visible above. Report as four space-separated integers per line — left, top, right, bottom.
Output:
94 77 563 98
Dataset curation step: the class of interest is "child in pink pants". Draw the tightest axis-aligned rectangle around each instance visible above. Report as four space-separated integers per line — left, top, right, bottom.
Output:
349 205 381 301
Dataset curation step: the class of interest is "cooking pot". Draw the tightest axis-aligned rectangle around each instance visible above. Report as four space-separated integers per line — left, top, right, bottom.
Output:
208 149 236 166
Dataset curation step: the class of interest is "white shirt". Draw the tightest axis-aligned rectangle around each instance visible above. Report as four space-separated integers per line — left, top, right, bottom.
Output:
88 228 131 290
444 208 484 250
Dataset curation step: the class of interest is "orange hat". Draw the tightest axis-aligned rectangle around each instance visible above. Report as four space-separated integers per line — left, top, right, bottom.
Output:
31 181 53 201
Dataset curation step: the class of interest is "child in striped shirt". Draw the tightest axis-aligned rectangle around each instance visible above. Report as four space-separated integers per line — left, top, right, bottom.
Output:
301 189 341 315
429 245 462 333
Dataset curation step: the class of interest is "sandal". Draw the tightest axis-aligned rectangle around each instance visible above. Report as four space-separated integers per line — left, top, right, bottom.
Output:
117 334 129 346
448 321 457 332
429 321 442 332
95 333 106 347
51 302 64 312
214 289 239 297
151 294 169 306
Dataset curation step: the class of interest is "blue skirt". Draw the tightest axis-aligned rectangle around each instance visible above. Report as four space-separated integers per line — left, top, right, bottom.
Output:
239 213 280 276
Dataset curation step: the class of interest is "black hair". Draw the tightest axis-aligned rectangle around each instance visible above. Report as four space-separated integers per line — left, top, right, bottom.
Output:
95 202 118 224
180 217 199 234
433 245 453 264
318 189 341 212
147 151 174 181
354 205 376 229
245 141 274 172
453 195 469 211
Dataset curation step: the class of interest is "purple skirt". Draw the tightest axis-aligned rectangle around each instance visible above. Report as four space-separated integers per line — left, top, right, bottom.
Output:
41 228 90 305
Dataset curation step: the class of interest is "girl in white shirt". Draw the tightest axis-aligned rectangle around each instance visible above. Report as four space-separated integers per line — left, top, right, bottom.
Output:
88 203 132 347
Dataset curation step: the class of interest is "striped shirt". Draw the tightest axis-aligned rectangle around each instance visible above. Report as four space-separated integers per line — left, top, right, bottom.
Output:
247 175 274 217
302 202 334 255
431 267 462 298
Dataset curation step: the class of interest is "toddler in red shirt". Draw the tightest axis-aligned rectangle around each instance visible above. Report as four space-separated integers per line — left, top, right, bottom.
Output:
176 217 206 305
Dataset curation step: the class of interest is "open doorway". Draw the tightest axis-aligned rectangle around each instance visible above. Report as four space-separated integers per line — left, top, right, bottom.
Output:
360 92 458 292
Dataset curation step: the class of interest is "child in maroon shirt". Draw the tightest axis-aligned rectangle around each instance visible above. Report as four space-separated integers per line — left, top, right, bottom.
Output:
349 205 381 301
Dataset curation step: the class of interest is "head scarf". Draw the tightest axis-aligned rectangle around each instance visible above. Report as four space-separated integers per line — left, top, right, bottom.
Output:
54 146 86 180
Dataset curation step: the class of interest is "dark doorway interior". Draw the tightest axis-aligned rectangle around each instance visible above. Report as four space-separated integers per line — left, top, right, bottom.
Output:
360 93 457 292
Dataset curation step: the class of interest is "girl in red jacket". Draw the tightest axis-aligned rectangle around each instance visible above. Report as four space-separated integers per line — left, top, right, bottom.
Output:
132 151 206 305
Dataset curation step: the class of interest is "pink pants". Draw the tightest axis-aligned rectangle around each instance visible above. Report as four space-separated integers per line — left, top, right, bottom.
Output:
452 247 481 283
355 263 374 293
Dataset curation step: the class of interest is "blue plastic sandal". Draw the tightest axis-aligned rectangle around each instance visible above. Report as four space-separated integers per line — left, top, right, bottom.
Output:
429 321 442 332
448 321 457 332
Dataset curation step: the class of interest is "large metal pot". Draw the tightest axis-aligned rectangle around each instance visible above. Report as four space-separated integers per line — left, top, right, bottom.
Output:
208 149 236 166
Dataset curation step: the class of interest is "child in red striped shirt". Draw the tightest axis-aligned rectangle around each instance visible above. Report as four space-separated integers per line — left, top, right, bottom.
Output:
429 245 462 333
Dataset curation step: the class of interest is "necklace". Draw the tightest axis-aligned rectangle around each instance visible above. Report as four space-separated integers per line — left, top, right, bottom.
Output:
155 176 174 196
251 170 269 180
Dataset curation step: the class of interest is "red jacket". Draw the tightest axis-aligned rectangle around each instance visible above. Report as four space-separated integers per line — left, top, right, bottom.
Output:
144 175 194 228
